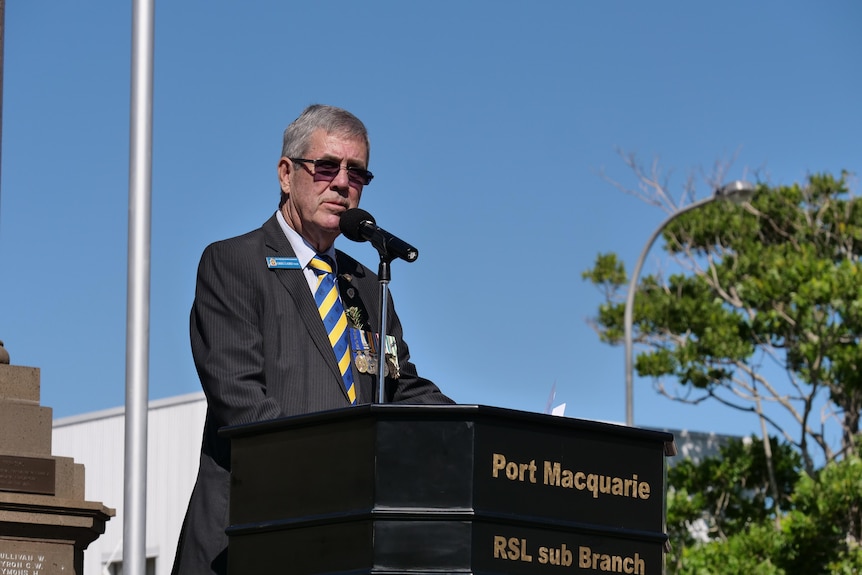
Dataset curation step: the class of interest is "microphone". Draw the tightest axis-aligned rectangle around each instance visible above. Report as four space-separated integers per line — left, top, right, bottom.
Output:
339 208 419 263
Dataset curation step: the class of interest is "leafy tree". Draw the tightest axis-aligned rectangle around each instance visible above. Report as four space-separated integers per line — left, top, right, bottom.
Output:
665 436 801 573
667 448 862 574
583 167 861 470
674 522 786 575
584 161 862 573
779 453 862 572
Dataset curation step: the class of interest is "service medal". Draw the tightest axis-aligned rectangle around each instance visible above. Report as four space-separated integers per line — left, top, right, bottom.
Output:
385 354 400 379
355 353 369 374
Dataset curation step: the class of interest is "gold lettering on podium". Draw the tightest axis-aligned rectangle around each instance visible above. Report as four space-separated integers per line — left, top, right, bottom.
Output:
492 536 533 562
537 544 573 566
543 461 650 500
491 537 650 573
579 546 645 574
491 453 537 483
490 453 652 501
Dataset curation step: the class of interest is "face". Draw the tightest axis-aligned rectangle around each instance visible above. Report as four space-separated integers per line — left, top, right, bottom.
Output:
278 129 369 252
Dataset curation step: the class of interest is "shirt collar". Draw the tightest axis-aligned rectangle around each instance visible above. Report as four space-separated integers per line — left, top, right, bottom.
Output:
276 210 338 271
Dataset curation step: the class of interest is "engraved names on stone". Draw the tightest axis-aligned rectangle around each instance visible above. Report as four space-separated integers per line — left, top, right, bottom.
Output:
0 548 65 575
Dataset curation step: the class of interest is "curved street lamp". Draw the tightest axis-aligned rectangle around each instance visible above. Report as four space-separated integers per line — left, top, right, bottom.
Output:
623 180 755 426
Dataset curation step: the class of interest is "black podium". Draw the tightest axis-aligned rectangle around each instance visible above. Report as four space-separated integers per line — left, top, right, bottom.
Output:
221 404 676 574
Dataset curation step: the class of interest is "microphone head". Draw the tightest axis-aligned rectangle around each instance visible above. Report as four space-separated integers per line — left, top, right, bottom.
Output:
339 208 376 242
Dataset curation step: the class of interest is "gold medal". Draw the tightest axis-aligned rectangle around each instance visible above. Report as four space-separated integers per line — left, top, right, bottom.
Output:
354 353 369 373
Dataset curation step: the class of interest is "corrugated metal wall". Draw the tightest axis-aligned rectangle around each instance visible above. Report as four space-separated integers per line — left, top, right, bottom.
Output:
52 392 206 575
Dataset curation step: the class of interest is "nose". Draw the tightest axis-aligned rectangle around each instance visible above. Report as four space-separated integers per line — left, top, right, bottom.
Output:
330 164 352 190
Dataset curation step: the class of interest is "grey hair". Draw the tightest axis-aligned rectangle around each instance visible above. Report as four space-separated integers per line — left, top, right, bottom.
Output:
280 104 370 163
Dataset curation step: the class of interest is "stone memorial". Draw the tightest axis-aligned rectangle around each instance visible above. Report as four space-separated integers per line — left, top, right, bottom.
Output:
0 341 114 574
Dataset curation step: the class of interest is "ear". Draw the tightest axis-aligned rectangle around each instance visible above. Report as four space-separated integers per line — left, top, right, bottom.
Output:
277 157 292 194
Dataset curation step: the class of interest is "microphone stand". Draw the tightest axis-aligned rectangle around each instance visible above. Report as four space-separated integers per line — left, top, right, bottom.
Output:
374 255 393 404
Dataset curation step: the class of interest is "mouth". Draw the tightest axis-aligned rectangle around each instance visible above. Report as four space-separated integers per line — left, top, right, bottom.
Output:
323 200 350 213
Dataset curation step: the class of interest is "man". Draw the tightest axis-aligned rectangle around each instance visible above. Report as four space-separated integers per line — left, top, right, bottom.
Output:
172 104 452 575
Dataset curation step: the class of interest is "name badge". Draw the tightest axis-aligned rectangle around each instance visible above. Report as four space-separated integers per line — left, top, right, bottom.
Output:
266 257 301 269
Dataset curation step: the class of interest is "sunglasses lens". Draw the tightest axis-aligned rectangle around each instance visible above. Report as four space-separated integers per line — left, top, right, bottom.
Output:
313 160 341 180
308 159 372 187
347 170 371 187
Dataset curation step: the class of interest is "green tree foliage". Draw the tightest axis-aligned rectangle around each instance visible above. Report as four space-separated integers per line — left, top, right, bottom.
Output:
666 436 800 573
668 437 801 542
667 446 862 574
674 523 786 575
780 454 862 572
583 171 861 468
585 167 862 573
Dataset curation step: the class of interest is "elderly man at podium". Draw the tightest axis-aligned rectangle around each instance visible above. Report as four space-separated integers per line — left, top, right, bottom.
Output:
171 104 453 575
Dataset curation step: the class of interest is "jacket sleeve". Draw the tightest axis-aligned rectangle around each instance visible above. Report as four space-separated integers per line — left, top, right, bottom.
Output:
190 239 284 429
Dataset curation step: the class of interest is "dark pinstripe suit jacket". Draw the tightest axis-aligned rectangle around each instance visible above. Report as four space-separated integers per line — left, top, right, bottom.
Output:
172 214 452 575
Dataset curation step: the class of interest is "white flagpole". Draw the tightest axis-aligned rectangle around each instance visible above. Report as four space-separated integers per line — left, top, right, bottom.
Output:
124 0 154 573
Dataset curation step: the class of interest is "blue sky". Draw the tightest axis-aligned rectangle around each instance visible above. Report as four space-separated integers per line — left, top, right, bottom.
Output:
2 1 860 444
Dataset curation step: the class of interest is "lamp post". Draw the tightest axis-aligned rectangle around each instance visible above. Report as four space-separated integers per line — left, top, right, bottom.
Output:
623 180 755 426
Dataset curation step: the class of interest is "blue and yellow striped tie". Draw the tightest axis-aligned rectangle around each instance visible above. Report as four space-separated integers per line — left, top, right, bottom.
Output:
309 255 356 404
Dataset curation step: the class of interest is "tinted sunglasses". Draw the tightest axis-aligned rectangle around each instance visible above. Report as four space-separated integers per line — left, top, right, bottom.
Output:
290 158 374 187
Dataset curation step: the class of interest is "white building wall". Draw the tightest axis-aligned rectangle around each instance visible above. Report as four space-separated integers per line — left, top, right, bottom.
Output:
52 392 206 575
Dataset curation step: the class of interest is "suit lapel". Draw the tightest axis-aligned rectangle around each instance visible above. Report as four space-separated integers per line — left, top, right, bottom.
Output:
261 215 348 398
